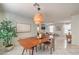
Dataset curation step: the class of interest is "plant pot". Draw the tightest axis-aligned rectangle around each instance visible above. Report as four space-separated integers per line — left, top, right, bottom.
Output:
5 44 14 52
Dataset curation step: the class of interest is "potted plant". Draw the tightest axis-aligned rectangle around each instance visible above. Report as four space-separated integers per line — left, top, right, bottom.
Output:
0 18 17 51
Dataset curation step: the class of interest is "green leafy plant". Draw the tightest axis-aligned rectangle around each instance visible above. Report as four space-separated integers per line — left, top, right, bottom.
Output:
0 19 17 47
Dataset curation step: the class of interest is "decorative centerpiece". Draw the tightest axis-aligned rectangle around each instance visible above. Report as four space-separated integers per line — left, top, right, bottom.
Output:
0 18 17 51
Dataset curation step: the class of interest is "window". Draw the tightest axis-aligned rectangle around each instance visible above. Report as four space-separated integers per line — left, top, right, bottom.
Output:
63 24 71 34
49 25 54 33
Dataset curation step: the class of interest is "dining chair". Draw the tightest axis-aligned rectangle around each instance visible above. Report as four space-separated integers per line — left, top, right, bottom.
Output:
43 34 55 54
66 32 72 44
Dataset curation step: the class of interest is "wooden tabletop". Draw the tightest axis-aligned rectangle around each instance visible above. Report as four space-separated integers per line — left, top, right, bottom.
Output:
18 37 48 49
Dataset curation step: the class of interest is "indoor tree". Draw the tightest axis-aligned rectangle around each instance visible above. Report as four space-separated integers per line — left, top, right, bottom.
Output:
0 18 17 47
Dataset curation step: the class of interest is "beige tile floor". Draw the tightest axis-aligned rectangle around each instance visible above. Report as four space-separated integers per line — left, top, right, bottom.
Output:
1 37 79 55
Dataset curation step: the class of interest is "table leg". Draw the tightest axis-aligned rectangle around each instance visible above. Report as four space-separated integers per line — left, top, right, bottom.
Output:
43 44 45 51
39 44 42 50
22 48 25 55
32 47 34 55
35 46 37 52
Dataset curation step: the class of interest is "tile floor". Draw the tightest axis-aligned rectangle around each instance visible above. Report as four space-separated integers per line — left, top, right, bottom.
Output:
1 37 79 55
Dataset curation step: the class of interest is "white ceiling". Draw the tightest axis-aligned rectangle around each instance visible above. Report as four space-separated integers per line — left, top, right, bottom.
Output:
1 3 79 23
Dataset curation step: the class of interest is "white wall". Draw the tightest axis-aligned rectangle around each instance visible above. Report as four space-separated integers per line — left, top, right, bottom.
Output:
0 12 6 19
72 15 79 45
54 23 64 37
7 12 37 38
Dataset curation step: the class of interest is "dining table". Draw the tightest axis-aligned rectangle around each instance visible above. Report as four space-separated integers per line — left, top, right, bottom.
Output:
18 36 54 55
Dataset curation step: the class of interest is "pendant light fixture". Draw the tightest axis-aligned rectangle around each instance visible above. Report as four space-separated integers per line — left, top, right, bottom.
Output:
33 3 44 25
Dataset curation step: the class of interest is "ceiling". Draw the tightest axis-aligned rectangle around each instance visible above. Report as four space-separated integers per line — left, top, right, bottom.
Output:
1 3 79 23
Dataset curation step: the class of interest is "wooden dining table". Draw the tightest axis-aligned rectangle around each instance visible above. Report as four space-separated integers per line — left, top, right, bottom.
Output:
18 36 53 55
